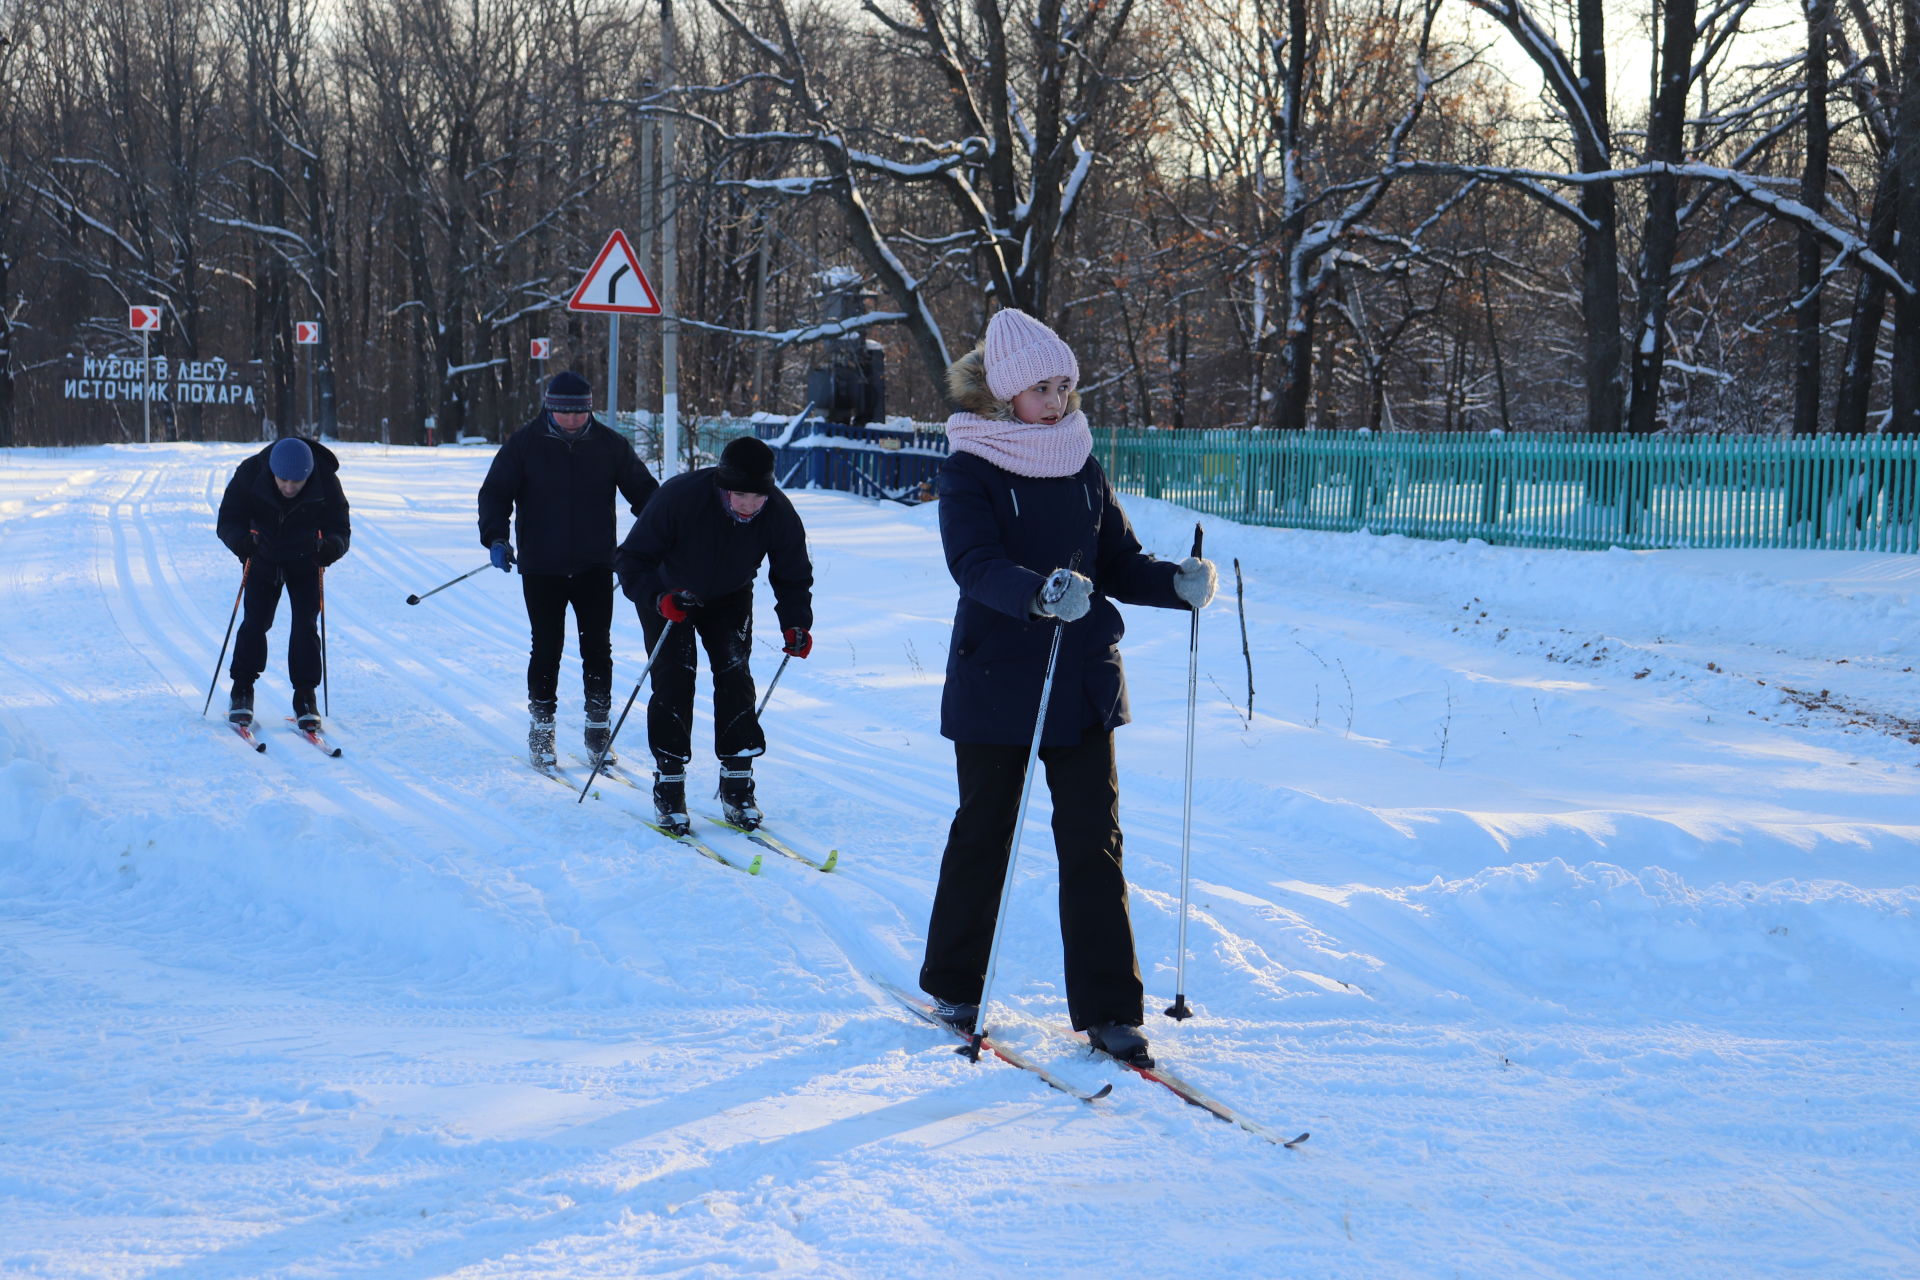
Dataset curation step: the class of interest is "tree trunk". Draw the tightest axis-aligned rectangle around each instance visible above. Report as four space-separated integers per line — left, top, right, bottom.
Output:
1577 0 1622 435
1625 0 1698 436
1891 2 1920 435
1833 173 1895 434
1792 0 1832 437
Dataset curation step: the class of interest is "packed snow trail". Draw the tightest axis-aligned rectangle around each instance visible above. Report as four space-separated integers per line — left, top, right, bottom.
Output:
2 444 1917 1279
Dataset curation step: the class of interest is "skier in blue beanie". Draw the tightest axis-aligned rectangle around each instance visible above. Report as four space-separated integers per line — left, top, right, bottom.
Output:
215 434 351 731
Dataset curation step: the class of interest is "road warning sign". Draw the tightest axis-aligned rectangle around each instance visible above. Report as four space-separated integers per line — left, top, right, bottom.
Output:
530 338 551 359
567 231 661 315
129 306 162 332
294 321 320 345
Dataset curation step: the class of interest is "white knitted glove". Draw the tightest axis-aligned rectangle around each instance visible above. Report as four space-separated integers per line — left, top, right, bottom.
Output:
1032 570 1094 622
1173 556 1217 608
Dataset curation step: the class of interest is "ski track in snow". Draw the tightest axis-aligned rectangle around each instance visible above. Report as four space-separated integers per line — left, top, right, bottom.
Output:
2 444 1917 1279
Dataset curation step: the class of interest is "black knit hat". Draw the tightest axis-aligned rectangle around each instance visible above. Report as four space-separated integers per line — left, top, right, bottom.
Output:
713 436 777 494
543 370 593 413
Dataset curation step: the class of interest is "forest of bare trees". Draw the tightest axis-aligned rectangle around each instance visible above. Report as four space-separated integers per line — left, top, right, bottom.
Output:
3 0 1919 447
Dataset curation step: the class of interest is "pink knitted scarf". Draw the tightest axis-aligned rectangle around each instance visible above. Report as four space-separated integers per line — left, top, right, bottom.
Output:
944 409 1093 479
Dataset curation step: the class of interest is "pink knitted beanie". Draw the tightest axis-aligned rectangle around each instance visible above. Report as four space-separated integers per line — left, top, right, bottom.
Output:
982 309 1079 401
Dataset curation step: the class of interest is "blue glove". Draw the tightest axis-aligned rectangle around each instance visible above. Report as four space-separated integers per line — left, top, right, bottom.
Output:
490 540 515 572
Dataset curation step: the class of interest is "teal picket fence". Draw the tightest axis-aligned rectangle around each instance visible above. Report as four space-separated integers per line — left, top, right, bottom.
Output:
1092 430 1920 553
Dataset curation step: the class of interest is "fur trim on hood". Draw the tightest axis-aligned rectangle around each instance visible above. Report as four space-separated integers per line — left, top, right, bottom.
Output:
946 344 1084 420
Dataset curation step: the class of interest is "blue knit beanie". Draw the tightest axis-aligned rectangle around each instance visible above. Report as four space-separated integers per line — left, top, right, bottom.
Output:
268 437 315 482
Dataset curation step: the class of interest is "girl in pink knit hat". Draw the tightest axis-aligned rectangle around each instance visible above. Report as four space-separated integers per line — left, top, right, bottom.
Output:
919 308 1217 1067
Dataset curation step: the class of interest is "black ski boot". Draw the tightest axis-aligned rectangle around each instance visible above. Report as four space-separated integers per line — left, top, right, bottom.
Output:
528 698 557 771
1086 1021 1154 1068
227 681 255 727
293 687 322 734
652 770 690 836
931 995 980 1034
583 693 615 768
718 758 762 830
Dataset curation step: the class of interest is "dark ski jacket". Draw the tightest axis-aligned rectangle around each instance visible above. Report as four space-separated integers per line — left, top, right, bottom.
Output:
477 413 658 576
936 448 1185 748
216 439 351 566
936 344 1186 747
614 468 814 632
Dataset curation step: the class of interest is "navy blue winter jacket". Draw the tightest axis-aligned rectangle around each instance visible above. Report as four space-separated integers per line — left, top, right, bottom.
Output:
216 440 350 566
477 413 657 576
937 450 1184 747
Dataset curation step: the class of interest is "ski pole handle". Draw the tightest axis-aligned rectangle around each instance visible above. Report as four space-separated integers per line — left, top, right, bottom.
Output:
1039 548 1086 607
1192 523 1204 559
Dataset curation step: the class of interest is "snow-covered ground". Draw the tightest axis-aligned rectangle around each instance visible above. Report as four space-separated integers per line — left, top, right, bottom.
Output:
2 443 1917 1279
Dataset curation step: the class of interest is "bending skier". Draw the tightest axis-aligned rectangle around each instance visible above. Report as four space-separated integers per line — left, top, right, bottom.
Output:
479 370 658 770
614 435 813 834
918 309 1217 1067
216 435 351 732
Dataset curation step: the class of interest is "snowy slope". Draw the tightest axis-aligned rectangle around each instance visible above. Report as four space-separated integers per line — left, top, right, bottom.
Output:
1 443 1916 1280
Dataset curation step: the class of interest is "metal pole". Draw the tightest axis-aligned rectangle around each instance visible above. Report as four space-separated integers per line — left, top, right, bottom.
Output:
306 340 315 434
755 652 791 718
202 561 250 715
142 330 151 445
319 565 329 717
405 563 495 606
578 619 677 803
1166 523 1204 1020
659 0 681 477
607 314 621 429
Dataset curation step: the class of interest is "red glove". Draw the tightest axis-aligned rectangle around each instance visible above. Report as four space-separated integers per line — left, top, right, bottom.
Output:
782 626 812 659
657 590 699 623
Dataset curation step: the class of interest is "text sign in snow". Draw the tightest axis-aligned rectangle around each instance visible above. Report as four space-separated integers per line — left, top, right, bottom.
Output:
294 321 320 345
530 338 550 359
128 306 161 332
567 231 661 315
63 355 257 407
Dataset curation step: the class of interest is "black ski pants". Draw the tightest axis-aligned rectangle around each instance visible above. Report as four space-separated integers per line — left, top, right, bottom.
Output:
920 729 1144 1031
635 585 764 769
522 568 614 711
231 559 322 694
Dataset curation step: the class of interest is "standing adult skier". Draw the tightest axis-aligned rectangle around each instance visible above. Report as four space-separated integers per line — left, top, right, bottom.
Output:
918 309 1218 1066
479 370 659 770
613 435 813 834
216 435 351 731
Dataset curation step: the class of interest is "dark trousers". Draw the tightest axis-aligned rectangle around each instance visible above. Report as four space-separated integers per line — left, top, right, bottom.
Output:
522 569 614 709
920 730 1143 1031
231 560 322 692
636 586 764 768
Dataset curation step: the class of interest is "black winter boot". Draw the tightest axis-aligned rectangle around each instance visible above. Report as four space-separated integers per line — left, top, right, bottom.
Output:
293 687 321 733
718 758 761 830
931 995 979 1034
584 691 615 768
528 698 557 770
227 681 255 727
652 770 689 835
1086 1021 1153 1068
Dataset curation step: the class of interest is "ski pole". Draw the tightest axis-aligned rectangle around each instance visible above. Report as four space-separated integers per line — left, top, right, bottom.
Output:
967 551 1081 1063
202 560 250 716
577 618 677 804
405 563 493 606
319 565 330 718
755 652 792 718
1167 523 1204 1021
